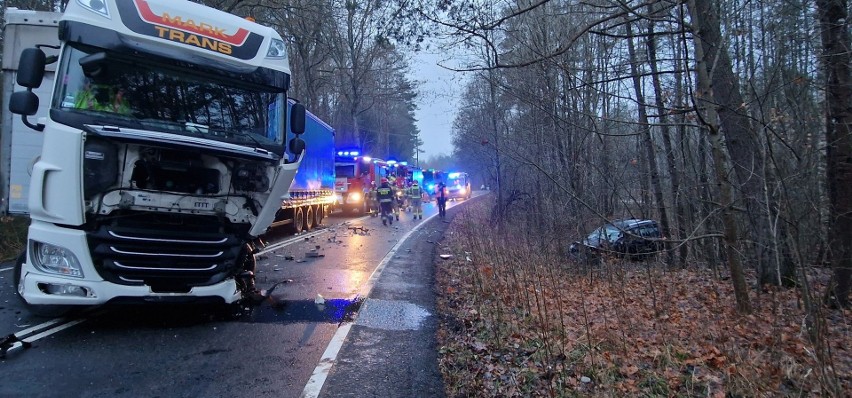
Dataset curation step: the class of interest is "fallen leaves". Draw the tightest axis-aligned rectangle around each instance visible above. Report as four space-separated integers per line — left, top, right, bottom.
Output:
434 201 852 397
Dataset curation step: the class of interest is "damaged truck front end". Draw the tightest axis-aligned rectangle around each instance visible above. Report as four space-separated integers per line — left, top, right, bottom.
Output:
6 0 307 313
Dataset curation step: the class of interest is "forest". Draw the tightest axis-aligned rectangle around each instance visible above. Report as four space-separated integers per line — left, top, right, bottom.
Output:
1 0 850 395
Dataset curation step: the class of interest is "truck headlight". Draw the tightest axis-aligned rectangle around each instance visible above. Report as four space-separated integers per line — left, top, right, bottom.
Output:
30 240 84 278
349 192 362 202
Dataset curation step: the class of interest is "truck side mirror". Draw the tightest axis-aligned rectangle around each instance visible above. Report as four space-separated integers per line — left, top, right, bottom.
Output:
290 103 305 135
9 91 39 115
8 91 44 131
10 48 48 131
16 48 47 88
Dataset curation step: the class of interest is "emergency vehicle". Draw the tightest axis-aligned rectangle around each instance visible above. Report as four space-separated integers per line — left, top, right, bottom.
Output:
333 151 388 213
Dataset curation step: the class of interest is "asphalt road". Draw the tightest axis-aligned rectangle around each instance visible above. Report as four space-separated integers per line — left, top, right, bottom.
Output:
0 194 480 398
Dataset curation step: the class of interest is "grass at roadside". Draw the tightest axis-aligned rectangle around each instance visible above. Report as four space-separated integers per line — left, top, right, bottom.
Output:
435 200 851 397
1 216 28 261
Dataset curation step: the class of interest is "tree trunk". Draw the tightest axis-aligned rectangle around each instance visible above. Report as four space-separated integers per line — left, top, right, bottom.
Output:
816 0 852 308
693 0 783 286
626 22 673 266
646 3 688 267
688 0 752 314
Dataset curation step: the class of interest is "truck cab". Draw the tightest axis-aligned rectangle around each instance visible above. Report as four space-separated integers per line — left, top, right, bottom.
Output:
5 0 306 310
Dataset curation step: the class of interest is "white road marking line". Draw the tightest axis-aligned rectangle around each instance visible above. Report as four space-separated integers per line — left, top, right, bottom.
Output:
258 215 371 255
299 323 352 398
4 318 88 356
22 318 87 341
300 211 437 398
12 317 67 337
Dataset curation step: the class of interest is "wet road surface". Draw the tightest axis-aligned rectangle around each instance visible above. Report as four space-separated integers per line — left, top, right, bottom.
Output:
0 195 479 397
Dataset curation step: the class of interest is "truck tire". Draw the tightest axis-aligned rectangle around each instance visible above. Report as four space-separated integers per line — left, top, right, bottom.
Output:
315 205 325 226
290 207 304 234
13 251 72 318
304 206 314 231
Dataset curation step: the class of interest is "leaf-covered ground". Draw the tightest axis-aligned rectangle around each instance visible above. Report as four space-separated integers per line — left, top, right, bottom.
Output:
434 202 851 397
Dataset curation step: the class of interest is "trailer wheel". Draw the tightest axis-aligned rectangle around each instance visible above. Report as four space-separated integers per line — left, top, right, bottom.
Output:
304 206 314 231
290 207 304 234
316 205 325 226
13 251 72 317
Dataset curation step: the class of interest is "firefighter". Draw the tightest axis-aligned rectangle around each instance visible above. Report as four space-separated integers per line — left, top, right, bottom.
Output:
367 181 379 217
408 180 423 220
376 178 394 226
436 181 448 218
390 178 403 220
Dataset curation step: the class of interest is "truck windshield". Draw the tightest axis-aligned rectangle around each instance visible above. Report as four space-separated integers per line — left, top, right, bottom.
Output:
335 165 356 178
52 46 286 150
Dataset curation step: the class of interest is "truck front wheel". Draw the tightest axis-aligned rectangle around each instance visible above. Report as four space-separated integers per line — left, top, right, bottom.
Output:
13 251 72 318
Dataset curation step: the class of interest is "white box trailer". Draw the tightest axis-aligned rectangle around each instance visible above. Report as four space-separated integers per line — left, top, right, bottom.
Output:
1 9 61 216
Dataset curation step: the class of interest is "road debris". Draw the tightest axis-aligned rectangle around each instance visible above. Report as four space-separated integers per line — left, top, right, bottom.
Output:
348 225 369 234
439 254 453 260
1 333 32 358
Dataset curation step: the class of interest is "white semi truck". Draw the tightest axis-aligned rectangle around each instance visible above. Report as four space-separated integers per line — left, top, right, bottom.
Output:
2 0 308 313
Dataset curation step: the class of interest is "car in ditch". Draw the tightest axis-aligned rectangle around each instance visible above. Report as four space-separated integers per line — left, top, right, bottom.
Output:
569 219 663 259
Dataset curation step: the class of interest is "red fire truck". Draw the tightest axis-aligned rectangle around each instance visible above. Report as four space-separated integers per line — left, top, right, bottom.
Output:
334 151 388 213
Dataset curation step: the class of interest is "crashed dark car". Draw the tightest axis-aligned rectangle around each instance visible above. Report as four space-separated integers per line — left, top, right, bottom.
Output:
569 219 663 259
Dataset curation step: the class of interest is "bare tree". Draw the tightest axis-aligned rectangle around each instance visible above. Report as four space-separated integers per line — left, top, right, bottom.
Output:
816 0 852 308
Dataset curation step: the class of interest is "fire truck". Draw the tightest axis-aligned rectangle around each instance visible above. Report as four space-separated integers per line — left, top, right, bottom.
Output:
333 151 388 213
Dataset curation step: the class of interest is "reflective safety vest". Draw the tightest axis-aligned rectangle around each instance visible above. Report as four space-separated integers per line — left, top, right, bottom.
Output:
74 85 131 114
408 186 422 199
377 186 393 203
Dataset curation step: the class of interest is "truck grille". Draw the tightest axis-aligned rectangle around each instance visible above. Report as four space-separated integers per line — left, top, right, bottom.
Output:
87 225 243 292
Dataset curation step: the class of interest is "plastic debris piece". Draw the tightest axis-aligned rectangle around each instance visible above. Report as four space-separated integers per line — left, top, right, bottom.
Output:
315 294 325 305
439 254 453 259
580 376 591 383
284 255 295 261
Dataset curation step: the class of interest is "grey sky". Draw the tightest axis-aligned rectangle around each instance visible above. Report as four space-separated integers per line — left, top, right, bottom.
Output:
410 49 465 162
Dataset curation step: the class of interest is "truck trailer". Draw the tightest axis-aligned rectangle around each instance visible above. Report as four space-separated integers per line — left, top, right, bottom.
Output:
270 101 336 233
2 1 309 313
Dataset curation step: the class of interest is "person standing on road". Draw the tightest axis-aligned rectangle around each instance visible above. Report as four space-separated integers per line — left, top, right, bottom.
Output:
436 181 447 218
377 178 395 226
408 181 423 220
367 181 379 216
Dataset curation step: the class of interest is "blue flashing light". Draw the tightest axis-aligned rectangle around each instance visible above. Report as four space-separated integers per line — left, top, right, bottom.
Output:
400 161 408 166
448 172 460 179
363 156 372 162
387 160 398 165
337 148 361 157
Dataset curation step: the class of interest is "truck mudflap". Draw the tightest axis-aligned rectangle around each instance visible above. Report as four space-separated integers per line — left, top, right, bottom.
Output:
249 158 302 237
